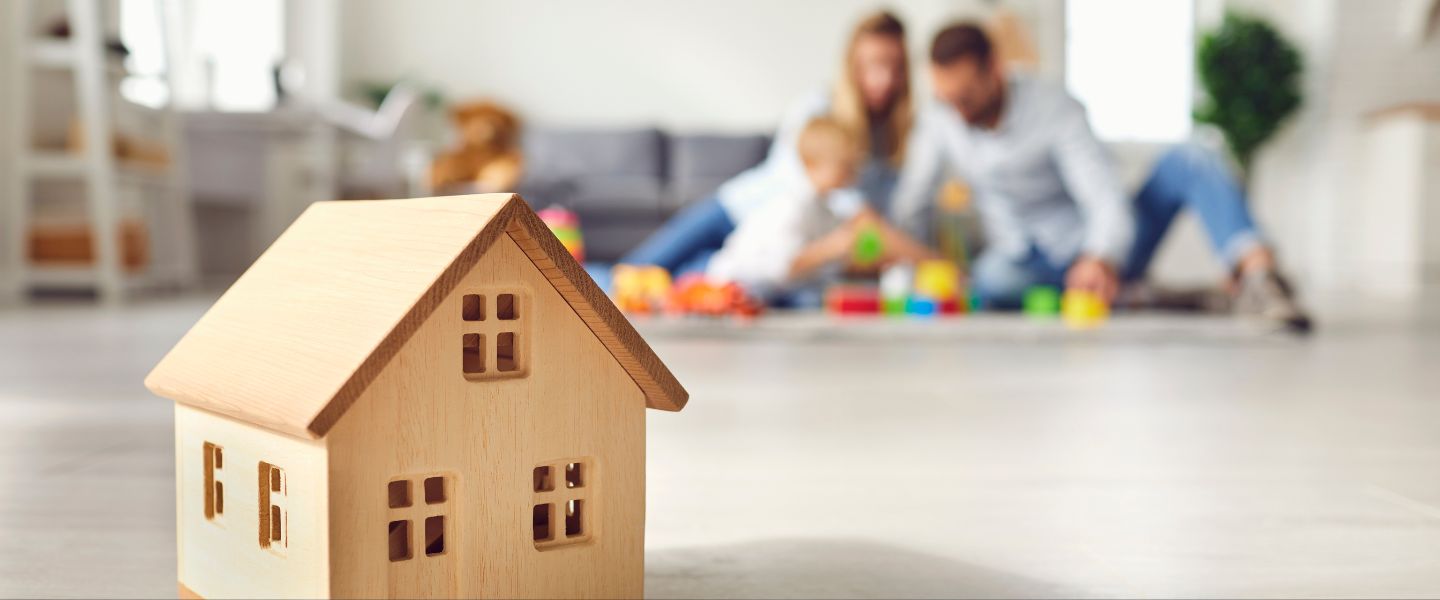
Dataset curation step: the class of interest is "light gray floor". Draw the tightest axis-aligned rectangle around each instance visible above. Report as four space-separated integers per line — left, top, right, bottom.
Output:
1 294 1438 598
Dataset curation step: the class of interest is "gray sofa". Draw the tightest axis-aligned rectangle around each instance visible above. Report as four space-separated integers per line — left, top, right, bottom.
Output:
515 127 771 262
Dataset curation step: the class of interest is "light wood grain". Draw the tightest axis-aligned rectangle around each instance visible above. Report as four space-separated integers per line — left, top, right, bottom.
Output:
324 234 647 598
146 194 686 441
174 405 330 599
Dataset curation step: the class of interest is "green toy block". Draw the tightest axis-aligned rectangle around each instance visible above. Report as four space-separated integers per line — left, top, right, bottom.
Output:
853 226 882 266
1023 285 1061 316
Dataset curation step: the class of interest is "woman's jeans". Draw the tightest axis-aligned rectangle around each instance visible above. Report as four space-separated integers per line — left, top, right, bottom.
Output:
619 196 734 276
973 143 1264 308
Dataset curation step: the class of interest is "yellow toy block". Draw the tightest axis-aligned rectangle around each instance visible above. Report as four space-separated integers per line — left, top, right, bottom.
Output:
1062 289 1109 329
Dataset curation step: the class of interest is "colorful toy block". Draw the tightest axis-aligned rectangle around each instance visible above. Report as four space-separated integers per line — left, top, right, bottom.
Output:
1062 289 1109 328
825 285 881 315
611 264 671 314
1023 285 1061 317
853 225 883 268
914 260 962 303
537 206 585 262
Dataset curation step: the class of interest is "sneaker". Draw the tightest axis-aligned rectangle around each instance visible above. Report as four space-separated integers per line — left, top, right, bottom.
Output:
1233 269 1314 334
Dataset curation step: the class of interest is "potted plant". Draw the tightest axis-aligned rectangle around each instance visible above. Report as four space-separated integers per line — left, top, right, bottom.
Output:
1194 12 1303 177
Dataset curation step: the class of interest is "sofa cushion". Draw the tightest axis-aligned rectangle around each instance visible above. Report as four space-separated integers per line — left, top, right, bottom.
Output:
667 133 770 210
523 127 667 179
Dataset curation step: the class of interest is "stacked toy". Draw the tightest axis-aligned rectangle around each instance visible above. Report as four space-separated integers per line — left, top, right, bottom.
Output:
537 206 585 263
828 259 966 317
878 262 913 315
910 259 964 316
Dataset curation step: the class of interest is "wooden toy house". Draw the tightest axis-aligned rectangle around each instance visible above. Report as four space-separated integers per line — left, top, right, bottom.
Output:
145 194 688 599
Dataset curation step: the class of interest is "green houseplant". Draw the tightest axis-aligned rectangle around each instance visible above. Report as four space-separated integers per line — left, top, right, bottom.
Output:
1194 13 1303 174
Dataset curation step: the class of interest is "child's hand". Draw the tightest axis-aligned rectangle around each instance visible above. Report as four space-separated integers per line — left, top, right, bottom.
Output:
788 223 860 281
849 205 883 229
813 223 860 262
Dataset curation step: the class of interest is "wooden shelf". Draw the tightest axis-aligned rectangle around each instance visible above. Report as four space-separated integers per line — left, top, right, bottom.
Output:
26 152 175 188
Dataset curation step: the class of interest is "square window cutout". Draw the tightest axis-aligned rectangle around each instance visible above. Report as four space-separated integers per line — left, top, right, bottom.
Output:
425 516 446 556
533 466 553 492
565 499 584 538
497 332 517 372
498 294 518 320
533 504 552 542
463 334 485 374
424 476 446 504
388 520 411 562
565 462 584 488
462 294 485 321
388 480 411 508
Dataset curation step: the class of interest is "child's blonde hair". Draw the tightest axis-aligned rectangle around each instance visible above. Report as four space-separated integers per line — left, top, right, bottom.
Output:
797 116 862 169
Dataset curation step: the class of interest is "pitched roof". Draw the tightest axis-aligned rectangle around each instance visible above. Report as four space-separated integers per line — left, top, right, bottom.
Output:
145 194 687 440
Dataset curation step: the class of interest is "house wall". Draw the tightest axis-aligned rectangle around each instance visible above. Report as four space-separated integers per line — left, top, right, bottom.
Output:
174 404 330 599
324 233 648 599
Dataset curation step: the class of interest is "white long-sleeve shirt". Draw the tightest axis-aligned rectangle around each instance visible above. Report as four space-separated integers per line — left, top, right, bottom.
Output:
717 88 898 225
707 184 865 295
890 75 1133 266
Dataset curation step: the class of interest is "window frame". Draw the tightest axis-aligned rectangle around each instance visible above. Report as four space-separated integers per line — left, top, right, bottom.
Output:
532 458 594 550
258 462 287 553
387 473 454 562
203 442 225 523
458 289 531 380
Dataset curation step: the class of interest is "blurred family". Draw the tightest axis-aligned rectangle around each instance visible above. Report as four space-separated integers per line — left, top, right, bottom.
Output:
622 11 1311 332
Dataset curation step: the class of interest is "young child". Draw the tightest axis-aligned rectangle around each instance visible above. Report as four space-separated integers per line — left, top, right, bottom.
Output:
706 116 937 304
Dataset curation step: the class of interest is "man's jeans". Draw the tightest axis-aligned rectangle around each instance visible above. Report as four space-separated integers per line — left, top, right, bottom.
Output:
972 143 1264 308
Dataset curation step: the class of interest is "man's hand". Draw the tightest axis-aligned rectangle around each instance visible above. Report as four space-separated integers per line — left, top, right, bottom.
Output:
1066 255 1119 303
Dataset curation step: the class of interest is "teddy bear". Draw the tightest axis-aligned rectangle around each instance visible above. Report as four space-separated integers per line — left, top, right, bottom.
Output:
429 100 525 194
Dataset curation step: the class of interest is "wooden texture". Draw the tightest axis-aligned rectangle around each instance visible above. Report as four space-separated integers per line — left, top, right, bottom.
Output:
145 194 686 441
27 221 150 269
174 405 330 599
324 234 647 598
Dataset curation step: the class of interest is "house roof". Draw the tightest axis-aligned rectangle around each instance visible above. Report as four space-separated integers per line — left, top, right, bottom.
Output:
145 194 687 440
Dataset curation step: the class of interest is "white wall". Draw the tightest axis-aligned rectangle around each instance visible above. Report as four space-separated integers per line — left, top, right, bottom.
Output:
1224 0 1440 294
338 0 1062 131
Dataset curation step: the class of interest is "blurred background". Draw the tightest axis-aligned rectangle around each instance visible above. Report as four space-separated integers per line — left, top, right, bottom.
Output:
1 0 1438 297
2 1 1439 598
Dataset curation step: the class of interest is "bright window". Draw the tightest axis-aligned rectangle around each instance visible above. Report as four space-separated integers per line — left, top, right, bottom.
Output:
119 0 285 111
1065 0 1195 142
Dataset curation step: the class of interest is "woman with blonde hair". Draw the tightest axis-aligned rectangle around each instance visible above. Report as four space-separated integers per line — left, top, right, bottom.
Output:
622 10 915 274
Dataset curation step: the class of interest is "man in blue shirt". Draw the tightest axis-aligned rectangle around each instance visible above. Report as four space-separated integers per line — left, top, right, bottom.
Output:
892 23 1310 332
